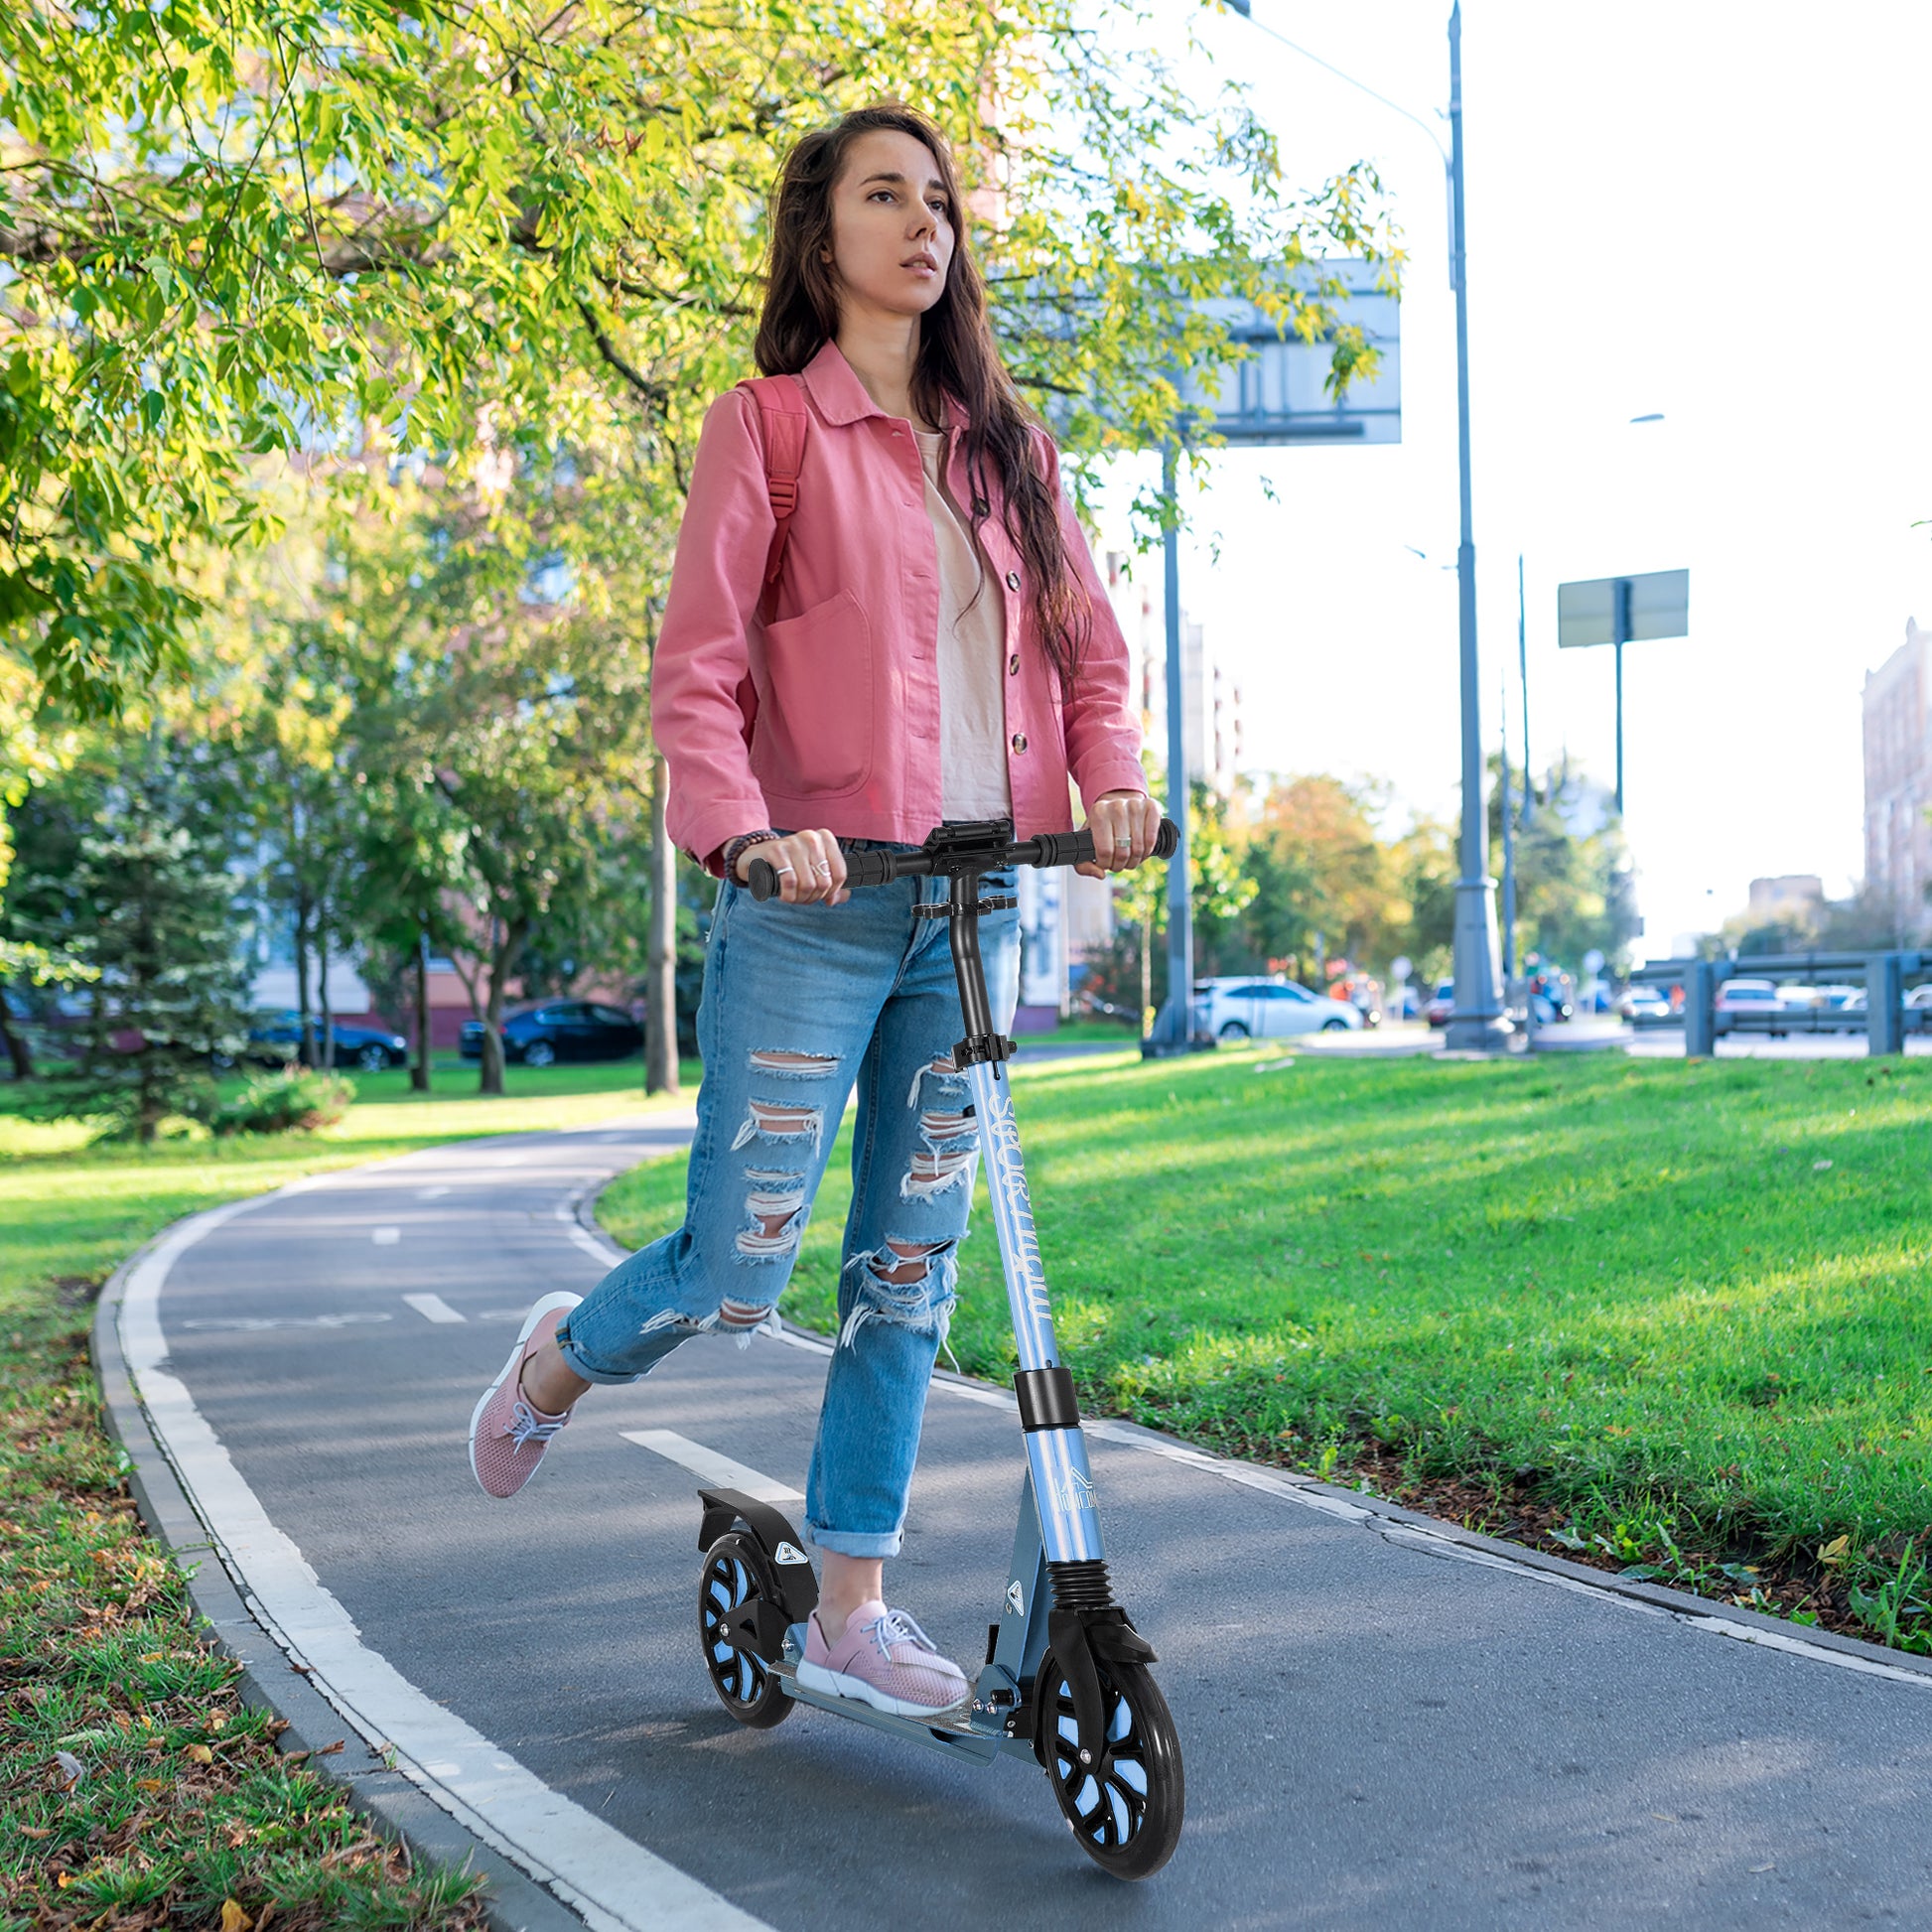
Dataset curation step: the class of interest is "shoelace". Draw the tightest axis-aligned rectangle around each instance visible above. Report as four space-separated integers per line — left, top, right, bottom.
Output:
864 1606 940 1662
505 1399 570 1451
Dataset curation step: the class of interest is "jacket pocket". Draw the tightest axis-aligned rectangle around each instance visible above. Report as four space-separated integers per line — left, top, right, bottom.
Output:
751 588 873 796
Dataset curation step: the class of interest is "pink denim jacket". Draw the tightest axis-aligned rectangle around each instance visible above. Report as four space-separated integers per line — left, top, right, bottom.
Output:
652 340 1149 873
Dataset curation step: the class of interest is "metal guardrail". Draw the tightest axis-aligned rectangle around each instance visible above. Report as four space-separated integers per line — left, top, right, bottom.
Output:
1627 951 1931 1056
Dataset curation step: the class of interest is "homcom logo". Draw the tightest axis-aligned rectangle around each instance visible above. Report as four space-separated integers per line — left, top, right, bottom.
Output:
1051 1468 1097 1513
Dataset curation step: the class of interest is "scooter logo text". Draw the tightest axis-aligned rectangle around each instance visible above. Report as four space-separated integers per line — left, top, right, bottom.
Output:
1051 1468 1097 1513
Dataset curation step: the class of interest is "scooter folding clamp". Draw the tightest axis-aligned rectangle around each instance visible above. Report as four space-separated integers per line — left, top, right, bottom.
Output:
912 894 1016 919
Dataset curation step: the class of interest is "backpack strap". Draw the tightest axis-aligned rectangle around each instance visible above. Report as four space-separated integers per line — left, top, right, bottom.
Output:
738 373 810 624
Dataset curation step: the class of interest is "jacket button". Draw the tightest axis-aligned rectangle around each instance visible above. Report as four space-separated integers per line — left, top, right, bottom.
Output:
1005 570 1021 591
1008 653 1020 676
1011 732 1029 754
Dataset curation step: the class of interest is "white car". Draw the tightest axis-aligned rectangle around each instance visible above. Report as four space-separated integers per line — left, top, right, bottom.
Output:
1191 976 1363 1041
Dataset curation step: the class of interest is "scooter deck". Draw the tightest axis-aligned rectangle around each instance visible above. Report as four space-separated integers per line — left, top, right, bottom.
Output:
764 1627 1036 1764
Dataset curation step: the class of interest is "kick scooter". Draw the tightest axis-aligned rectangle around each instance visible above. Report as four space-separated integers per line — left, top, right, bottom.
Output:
692 815 1184 1880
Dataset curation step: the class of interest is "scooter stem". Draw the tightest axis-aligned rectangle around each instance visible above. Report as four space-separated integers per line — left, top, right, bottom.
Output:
941 871 1104 1570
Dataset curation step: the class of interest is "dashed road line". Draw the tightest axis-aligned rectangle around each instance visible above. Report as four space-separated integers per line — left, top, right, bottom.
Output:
402 1293 467 1324
621 1429 804 1505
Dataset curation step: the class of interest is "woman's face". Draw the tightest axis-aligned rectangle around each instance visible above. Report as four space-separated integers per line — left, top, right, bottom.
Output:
826 127 955 323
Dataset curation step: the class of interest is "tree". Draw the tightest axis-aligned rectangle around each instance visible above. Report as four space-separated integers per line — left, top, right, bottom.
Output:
1107 766 1254 1026
1 0 1396 718
1241 774 1409 979
13 759 247 1140
1490 757 1639 973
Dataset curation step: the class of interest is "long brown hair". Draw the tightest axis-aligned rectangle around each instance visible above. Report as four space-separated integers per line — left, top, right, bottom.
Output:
756 103 1088 687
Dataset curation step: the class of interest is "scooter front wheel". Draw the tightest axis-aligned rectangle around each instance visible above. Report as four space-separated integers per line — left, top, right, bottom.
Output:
1035 1654 1184 1879
698 1532 793 1728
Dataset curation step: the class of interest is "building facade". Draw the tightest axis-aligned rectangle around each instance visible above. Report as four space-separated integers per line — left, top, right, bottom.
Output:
1863 618 1932 945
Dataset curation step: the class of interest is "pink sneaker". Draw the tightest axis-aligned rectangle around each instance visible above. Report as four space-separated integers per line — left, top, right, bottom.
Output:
469 1293 581 1499
796 1599 970 1717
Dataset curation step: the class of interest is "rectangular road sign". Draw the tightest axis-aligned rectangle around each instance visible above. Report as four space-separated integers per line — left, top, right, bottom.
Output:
1176 261 1400 447
1557 569 1690 648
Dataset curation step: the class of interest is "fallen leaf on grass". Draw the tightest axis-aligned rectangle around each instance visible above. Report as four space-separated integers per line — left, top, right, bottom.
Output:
19 1825 50 1840
1819 1535 1851 1566
187 1743 214 1764
219 1897 253 1932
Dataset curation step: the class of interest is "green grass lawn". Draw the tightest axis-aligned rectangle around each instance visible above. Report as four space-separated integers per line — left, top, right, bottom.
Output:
1 1052 693 1928
600 1046 1932 1649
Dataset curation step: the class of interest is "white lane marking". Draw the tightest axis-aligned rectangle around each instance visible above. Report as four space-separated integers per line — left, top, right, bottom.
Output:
759 1325 1932 1689
402 1294 466 1324
416 1185 451 1200
621 1430 804 1505
371 1226 401 1245
123 1199 772 1932
181 1312 396 1332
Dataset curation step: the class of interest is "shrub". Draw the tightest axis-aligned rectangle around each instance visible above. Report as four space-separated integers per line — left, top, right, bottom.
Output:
210 1067 352 1136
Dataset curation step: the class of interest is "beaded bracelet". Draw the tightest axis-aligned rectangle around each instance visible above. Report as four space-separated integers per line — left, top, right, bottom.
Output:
720 829 781 879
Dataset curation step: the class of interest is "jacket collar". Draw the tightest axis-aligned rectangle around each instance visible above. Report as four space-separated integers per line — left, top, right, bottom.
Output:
800 338 970 434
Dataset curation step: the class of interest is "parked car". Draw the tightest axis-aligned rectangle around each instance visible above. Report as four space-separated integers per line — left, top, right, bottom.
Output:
1423 979 1455 1028
1618 985 1675 1026
1190 976 1362 1040
1780 982 1862 1010
1714 978 1784 1036
460 1000 644 1066
246 1010 409 1071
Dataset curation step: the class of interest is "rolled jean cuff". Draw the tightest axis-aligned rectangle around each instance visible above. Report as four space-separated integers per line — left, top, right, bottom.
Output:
806 1522 904 1559
553 1323 652 1387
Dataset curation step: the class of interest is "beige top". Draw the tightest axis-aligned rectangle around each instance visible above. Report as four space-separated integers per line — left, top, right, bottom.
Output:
915 429 1013 820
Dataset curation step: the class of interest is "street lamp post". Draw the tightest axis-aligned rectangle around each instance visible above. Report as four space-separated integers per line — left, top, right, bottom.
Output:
1442 2 1508 1049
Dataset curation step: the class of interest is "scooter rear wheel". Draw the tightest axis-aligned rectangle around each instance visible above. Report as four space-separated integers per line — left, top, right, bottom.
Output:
1035 1654 1184 1879
698 1532 793 1728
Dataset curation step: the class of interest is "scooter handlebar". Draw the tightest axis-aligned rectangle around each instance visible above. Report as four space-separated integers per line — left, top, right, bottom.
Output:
745 816 1179 902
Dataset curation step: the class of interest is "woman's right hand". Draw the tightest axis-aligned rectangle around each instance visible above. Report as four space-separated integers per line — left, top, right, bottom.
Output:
734 828 850 904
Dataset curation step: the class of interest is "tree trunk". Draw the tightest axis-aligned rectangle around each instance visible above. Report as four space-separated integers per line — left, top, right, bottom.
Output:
294 891 316 1068
0 979 34 1081
317 912 336 1070
477 919 527 1097
645 750 679 1095
412 922 432 1092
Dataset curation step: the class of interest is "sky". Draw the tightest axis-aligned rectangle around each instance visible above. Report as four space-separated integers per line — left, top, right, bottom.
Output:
1083 0 1932 960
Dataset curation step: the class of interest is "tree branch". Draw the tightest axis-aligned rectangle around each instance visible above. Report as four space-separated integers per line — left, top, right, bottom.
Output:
574 297 666 406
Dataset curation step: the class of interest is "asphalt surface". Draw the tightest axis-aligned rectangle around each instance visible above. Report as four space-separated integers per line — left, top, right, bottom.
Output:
139 1106 1932 1930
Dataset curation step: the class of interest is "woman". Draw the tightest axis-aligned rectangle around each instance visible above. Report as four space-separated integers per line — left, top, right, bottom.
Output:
469 103 1158 1718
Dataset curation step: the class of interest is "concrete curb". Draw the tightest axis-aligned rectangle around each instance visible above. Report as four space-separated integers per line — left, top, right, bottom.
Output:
576 1168 1932 1688
91 1235 594 1932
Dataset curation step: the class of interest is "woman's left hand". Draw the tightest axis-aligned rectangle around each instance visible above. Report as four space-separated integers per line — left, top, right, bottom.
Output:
1075 790 1163 878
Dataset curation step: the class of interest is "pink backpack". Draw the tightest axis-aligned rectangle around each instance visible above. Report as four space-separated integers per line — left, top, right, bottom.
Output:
737 373 810 623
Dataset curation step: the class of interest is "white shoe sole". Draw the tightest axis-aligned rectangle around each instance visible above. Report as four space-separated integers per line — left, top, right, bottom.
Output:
794 1657 970 1721
468 1291 582 1497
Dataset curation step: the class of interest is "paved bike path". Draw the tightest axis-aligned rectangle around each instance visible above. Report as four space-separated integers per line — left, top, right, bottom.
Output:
124 1115 1932 1930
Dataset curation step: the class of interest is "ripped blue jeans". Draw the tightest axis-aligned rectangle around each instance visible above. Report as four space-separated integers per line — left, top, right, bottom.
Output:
555 847 1020 1558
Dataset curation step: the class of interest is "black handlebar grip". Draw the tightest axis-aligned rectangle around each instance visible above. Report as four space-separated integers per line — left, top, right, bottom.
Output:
1154 816 1179 859
748 846 898 899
